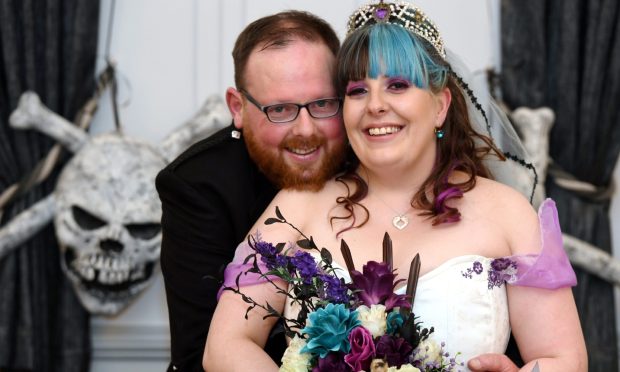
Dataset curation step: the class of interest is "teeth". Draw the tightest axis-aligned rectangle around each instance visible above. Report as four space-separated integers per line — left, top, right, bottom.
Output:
289 147 317 155
368 126 400 136
76 254 134 284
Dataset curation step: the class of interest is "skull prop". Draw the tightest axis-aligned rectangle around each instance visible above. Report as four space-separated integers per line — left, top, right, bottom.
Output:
0 92 230 314
55 134 165 314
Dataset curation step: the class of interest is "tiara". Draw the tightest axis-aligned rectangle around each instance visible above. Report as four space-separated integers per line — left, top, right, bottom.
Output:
346 1 446 58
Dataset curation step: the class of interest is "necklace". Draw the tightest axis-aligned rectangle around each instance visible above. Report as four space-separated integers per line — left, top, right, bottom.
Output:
372 192 412 230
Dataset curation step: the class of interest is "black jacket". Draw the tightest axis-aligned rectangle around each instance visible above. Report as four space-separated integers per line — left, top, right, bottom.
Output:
156 124 285 371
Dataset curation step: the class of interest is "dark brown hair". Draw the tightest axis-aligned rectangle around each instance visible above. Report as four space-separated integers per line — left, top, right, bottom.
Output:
232 11 340 89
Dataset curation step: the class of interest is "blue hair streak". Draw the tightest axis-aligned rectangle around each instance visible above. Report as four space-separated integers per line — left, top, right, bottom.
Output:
337 23 448 96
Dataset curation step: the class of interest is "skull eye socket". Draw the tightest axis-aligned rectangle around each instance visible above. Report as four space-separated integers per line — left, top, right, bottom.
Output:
72 205 106 230
126 223 162 240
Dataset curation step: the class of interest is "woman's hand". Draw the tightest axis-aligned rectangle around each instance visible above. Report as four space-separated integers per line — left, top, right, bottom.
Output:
468 353 518 372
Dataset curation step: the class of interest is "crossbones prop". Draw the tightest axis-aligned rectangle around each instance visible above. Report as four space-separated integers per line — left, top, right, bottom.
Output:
509 106 620 287
0 92 230 314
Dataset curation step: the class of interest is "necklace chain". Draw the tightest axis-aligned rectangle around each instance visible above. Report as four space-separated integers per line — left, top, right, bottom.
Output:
371 191 412 230
360 167 412 230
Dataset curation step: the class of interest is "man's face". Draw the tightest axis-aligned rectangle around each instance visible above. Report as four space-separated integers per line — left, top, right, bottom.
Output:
233 40 346 191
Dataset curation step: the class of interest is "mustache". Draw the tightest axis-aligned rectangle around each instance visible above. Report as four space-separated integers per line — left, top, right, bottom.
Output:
280 135 325 150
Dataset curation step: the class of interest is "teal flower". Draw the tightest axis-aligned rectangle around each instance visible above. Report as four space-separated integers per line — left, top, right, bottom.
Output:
301 303 361 358
386 310 405 335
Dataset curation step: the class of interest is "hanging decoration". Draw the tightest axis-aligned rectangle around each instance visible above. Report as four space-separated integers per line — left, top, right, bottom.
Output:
0 86 230 314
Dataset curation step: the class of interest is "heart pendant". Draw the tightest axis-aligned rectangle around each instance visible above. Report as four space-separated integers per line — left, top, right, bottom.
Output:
392 215 409 230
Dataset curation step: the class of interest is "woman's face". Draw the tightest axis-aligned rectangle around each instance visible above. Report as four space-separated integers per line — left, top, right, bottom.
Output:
343 75 451 174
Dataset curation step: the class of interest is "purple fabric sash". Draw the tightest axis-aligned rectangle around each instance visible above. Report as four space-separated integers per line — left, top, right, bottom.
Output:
504 198 577 288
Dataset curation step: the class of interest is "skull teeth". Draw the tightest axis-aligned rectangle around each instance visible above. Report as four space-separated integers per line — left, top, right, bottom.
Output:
73 253 133 284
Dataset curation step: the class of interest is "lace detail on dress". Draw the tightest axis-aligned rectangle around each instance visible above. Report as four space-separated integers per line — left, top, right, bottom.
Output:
461 258 518 289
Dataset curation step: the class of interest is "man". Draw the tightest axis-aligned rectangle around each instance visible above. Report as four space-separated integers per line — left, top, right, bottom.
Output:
156 11 346 371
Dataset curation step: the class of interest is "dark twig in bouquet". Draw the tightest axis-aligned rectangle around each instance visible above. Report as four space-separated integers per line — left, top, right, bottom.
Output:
223 207 352 337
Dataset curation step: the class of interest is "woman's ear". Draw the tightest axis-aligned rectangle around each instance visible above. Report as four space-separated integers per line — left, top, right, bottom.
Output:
226 87 244 129
435 87 452 126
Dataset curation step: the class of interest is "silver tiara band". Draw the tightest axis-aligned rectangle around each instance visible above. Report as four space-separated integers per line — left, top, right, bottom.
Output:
346 1 446 58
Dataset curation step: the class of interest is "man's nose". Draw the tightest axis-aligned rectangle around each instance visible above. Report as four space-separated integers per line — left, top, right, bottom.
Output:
291 107 317 137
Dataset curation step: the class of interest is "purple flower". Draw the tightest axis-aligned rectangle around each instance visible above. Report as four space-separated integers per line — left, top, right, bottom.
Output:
344 327 375 371
487 270 504 289
472 261 483 274
349 261 410 311
253 240 289 271
490 257 514 271
312 352 352 372
487 258 518 289
254 240 277 256
375 334 414 367
320 274 350 304
292 251 319 284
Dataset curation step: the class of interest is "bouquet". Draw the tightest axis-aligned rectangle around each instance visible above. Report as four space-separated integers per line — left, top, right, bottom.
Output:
223 207 462 372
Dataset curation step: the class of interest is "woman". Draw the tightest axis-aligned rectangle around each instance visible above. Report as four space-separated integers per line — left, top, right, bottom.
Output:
204 2 587 371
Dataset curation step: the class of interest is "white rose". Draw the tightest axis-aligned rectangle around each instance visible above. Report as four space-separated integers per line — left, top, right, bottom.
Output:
387 365 422 372
413 338 443 367
280 335 312 372
356 304 387 338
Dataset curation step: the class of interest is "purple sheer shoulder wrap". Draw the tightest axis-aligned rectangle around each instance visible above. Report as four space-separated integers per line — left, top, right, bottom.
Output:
217 236 278 299
504 198 577 289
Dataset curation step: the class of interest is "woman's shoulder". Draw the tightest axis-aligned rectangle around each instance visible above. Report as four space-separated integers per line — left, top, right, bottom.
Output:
468 176 541 255
262 179 344 225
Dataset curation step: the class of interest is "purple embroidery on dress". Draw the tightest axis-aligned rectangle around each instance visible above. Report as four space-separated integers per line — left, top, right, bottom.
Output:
461 258 519 289
487 258 518 289
461 261 483 279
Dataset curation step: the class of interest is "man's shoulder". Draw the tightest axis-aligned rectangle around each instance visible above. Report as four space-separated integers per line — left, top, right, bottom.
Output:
165 125 247 172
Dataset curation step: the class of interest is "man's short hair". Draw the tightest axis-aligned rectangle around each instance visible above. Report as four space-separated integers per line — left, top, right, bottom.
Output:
232 10 340 89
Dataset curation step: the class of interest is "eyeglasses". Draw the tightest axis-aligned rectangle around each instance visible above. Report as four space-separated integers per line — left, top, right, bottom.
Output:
239 89 341 124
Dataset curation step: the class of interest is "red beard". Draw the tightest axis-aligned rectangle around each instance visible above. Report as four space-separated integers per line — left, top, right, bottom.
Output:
244 127 345 191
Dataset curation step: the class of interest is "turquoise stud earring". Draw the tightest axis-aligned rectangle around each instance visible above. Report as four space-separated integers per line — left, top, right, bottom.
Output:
435 127 445 139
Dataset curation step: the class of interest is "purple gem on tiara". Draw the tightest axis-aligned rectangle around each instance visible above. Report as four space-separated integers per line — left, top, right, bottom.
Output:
375 8 388 19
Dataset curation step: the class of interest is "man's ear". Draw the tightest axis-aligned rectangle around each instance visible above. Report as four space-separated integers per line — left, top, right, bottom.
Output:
226 87 244 129
435 87 452 126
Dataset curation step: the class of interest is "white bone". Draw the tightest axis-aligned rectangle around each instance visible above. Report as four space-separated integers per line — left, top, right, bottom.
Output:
563 233 620 287
9 91 89 153
159 94 231 162
510 107 555 208
0 195 56 259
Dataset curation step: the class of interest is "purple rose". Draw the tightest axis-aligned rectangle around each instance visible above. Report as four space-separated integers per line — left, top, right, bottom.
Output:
349 261 410 311
344 327 375 371
312 352 352 372
375 334 414 367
